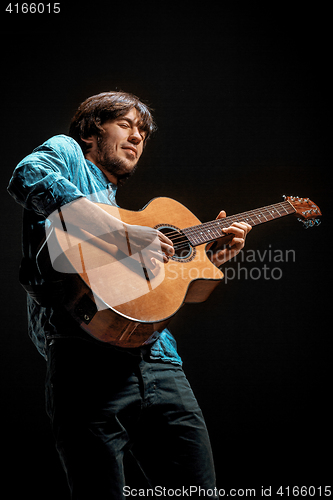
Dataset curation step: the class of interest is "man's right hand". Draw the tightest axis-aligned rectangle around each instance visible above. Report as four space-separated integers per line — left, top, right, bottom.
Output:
124 223 174 270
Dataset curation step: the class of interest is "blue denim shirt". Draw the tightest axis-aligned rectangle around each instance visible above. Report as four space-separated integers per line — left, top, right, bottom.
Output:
7 135 182 365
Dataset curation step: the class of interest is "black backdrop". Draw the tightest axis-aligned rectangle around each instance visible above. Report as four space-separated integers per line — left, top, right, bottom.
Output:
2 4 331 498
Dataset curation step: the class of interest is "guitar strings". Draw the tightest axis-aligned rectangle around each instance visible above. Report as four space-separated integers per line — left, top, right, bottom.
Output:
163 202 293 241
164 203 292 240
161 202 294 251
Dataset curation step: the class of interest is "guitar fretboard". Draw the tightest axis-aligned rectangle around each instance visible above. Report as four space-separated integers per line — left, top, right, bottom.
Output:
182 201 296 246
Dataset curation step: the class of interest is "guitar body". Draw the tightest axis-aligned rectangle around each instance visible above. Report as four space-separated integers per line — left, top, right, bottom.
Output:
42 197 223 347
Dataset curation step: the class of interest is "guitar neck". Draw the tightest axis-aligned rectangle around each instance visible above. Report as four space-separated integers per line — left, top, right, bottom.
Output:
182 201 296 246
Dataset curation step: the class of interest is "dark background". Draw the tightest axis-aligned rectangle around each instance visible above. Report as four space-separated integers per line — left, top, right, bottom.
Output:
2 4 331 497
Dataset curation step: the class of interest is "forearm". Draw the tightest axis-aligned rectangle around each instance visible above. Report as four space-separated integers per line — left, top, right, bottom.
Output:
56 197 125 237
51 198 173 261
50 197 136 257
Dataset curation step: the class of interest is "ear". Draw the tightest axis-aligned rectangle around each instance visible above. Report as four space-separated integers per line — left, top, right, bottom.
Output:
80 135 97 153
81 135 94 146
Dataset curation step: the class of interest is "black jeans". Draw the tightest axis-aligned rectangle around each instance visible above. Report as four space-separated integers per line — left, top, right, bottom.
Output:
45 337 218 499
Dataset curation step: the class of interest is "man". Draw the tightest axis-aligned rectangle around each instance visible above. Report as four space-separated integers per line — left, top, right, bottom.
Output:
8 91 251 498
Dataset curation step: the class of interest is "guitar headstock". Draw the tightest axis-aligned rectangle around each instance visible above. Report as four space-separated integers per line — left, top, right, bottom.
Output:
284 195 322 228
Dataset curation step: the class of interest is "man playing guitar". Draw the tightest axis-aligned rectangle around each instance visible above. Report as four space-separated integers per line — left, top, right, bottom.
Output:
8 91 251 499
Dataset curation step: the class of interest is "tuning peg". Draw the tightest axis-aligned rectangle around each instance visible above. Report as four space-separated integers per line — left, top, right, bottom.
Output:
297 218 322 228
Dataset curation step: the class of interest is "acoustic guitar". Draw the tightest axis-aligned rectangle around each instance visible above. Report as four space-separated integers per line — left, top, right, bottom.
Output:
37 196 321 348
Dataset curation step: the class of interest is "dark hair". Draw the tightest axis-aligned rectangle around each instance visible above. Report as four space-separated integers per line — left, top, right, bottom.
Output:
69 91 157 153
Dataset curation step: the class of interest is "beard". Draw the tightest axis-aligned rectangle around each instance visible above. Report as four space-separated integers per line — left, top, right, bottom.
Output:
96 136 139 186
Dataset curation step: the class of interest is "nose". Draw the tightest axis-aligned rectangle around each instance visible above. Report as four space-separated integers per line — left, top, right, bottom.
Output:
128 128 143 145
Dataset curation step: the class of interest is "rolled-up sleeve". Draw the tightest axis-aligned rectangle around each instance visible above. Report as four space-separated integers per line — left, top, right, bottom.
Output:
7 135 85 218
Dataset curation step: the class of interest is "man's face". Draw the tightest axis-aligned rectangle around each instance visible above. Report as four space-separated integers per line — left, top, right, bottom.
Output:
85 107 147 185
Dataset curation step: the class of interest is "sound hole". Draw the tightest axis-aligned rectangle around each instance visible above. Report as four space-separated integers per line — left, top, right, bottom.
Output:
155 225 195 261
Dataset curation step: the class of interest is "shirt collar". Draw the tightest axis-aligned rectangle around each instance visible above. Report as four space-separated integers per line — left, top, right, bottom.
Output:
85 159 117 192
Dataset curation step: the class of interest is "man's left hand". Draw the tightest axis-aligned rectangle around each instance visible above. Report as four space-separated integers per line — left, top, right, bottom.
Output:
207 210 252 267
